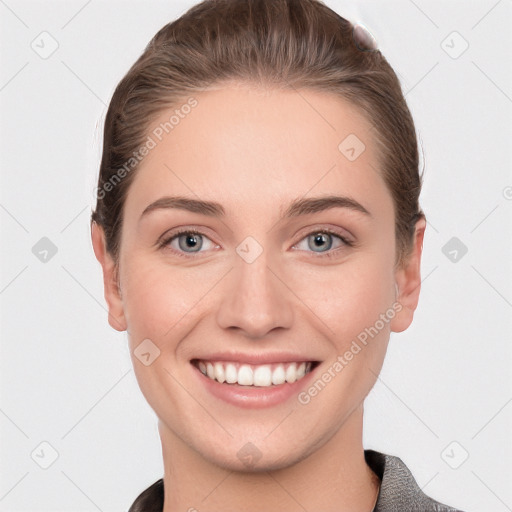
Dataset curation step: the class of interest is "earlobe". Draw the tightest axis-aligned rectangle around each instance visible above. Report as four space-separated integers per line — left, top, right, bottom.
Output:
390 217 427 333
90 221 127 332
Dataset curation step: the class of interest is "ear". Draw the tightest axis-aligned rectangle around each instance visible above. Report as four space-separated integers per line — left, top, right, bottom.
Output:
91 221 127 332
390 216 427 333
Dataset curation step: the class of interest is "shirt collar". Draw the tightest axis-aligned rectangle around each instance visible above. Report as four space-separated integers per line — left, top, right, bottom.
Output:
365 449 460 511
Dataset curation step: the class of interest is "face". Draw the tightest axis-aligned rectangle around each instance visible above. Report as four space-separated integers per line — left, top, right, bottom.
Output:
93 82 424 472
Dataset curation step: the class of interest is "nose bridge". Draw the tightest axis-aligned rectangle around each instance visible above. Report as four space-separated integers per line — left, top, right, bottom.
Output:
216 241 294 338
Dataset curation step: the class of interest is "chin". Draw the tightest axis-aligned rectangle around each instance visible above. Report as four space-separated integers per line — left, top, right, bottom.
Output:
194 437 315 474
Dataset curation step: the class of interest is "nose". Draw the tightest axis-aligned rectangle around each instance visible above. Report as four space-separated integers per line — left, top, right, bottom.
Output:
216 249 294 339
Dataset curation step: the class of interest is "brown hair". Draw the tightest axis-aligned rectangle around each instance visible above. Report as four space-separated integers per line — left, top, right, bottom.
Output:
90 0 425 272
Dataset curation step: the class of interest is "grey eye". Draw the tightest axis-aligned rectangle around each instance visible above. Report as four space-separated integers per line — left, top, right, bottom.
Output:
177 232 204 252
308 232 333 252
294 231 346 254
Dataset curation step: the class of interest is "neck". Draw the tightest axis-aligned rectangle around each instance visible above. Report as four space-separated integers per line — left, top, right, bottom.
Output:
159 405 380 512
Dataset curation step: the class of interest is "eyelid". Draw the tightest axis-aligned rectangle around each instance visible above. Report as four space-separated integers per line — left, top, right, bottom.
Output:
156 225 218 246
291 223 354 246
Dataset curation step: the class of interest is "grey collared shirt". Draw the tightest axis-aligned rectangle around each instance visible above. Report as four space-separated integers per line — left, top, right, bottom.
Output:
364 450 465 511
128 449 465 511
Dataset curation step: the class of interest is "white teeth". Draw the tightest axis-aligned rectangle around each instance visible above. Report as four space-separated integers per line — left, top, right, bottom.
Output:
214 362 226 383
285 363 298 383
197 360 314 386
297 362 306 379
238 365 253 386
253 365 272 387
271 364 286 385
225 363 237 384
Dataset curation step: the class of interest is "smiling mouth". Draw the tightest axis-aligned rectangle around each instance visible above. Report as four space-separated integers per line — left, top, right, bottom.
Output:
192 359 319 387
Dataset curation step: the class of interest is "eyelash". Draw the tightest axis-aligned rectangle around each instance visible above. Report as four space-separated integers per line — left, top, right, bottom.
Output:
157 227 353 260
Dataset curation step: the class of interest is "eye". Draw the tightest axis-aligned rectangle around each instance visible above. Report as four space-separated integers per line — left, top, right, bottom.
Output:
158 227 353 259
158 229 217 257
293 229 352 258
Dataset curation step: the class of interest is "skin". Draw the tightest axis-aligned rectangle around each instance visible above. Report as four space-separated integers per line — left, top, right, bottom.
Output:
92 82 426 512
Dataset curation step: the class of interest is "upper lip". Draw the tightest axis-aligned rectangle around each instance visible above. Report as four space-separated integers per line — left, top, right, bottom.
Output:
191 352 320 365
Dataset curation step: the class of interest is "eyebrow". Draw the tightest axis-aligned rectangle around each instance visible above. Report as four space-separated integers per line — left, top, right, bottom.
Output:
139 194 371 222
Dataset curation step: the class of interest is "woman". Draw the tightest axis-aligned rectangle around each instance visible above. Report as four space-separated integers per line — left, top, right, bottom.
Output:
90 0 465 510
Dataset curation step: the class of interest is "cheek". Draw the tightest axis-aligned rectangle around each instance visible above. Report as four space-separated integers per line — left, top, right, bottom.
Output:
292 258 395 418
121 259 195 345
121 261 207 422
121 257 228 350
289 254 396 346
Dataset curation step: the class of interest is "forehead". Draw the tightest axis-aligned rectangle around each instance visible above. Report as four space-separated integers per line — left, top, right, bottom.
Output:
123 84 391 222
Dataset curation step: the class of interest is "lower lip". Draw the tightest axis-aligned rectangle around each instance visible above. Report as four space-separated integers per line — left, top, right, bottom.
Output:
192 364 318 409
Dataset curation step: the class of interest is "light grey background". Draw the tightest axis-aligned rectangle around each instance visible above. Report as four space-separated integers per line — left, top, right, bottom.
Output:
1 0 511 510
